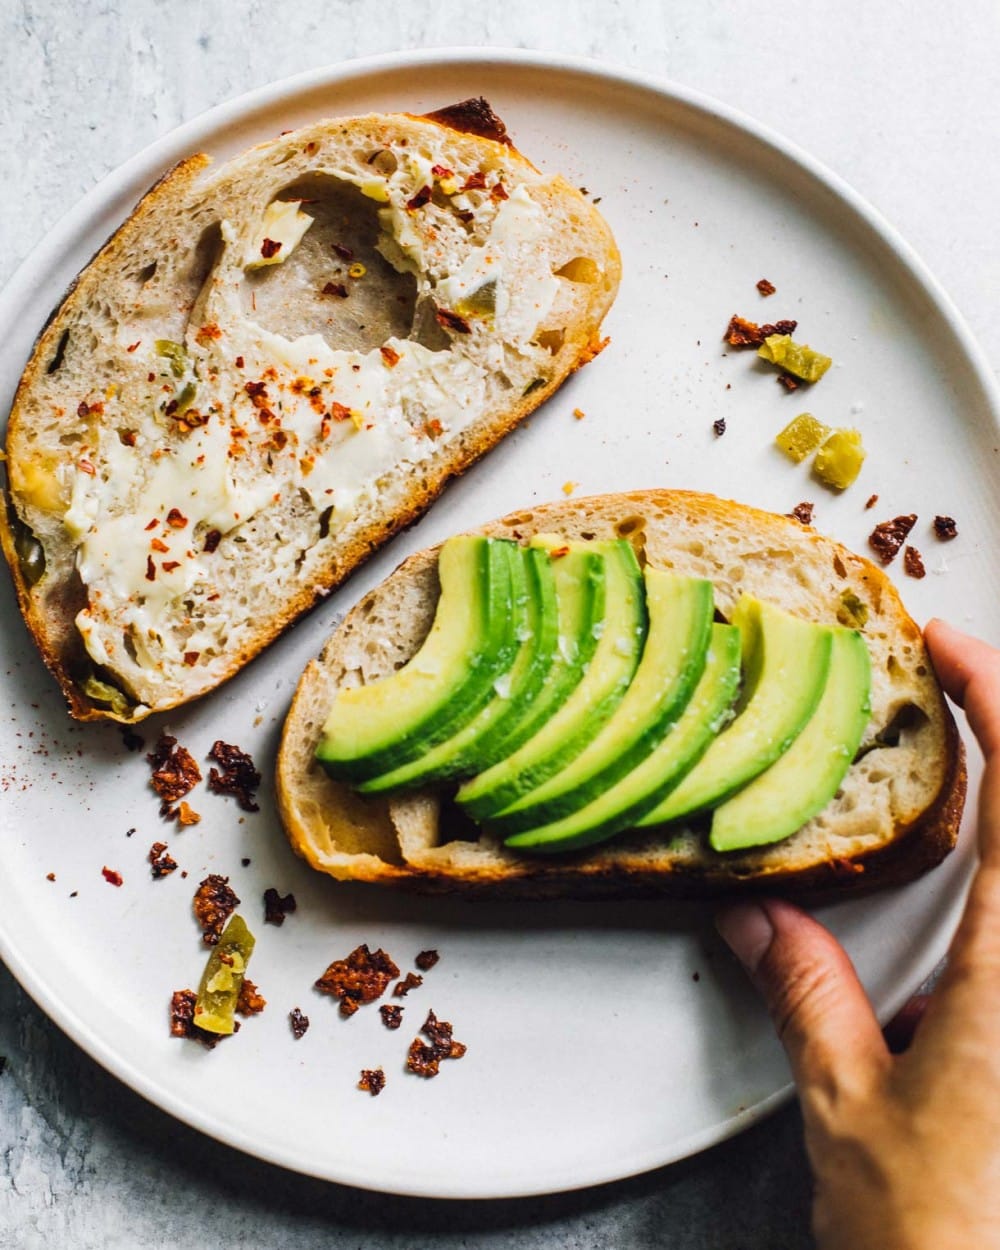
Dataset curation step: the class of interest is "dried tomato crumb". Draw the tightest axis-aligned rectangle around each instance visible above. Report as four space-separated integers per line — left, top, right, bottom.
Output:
289 1008 310 1039
315 944 400 1017
206 741 261 812
933 515 958 541
869 514 917 565
380 1004 404 1030
359 1068 386 1096
415 949 440 972
102 867 123 887
193 874 240 946
904 546 927 579
394 971 423 998
263 888 297 926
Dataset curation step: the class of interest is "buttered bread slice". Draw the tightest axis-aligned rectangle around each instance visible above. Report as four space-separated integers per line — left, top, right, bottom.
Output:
2 100 619 721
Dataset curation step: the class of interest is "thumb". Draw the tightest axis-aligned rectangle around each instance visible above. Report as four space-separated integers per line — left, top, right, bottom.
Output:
716 898 888 1093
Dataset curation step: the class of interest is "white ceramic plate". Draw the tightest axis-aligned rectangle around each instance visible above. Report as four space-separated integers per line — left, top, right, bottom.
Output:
1 50 997 1200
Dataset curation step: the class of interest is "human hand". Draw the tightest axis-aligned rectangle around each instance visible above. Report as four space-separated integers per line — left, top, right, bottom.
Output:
716 619 1000 1250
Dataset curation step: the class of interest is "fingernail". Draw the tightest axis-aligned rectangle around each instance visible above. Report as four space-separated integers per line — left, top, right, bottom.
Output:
715 902 775 974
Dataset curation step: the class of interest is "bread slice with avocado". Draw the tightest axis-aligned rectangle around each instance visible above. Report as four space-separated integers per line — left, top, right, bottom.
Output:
275 490 966 898
1 100 619 722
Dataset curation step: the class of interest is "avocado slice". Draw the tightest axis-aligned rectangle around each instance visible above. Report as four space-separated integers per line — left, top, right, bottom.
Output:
636 597 833 828
456 538 646 822
504 623 742 853
355 545 559 794
709 627 871 852
315 535 519 782
487 571 714 835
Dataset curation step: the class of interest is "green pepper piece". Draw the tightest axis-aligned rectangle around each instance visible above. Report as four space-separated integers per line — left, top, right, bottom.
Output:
155 339 188 378
837 590 869 629
775 413 832 463
758 334 832 383
194 914 256 1035
12 517 46 586
81 673 134 717
172 381 198 416
456 279 497 318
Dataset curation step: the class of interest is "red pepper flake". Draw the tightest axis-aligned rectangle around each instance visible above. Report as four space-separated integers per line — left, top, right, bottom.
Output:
183 651 200 667
145 555 156 582
148 733 202 806
102 866 123 887
380 1004 404 1030
315 944 400 1017
462 171 487 191
120 429 137 446
203 529 222 554
789 501 815 526
236 979 266 1017
490 180 509 201
415 949 440 972
723 314 798 347
77 458 96 475
379 345 401 368
145 518 159 531
423 418 444 439
393 971 423 998
149 842 178 879
207 741 261 812
289 1008 310 1039
435 307 472 335
263 888 297 926
46 872 56 882
904 545 926 579
865 493 879 510
756 278 777 296
332 242 354 261
406 1010 467 1079
195 322 222 344
712 417 726 438
322 281 349 298
124 340 141 353
776 372 801 391
869 514 917 565
934 515 958 541
431 164 454 178
260 238 282 259
165 507 188 528
329 401 353 422
358 1068 386 1097
234 355 245 369
548 545 570 560
161 560 181 573
406 185 432 211
245 379 269 406
150 537 169 553
193 874 240 946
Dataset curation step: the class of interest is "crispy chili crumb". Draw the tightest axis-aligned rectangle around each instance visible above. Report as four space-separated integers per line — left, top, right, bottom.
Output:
147 734 202 804
756 278 776 296
406 185 432 211
723 314 798 347
777 372 801 391
435 307 472 335
315 944 400 1017
120 727 145 753
379 345 401 367
359 1068 386 1096
322 281 349 298
394 972 423 997
193 874 240 946
260 238 282 259
263 888 297 926
170 989 222 1048
207 741 261 812
236 978 266 1016
149 842 178 878
289 1008 310 1039
904 545 927 579
380 1004 404 1030
869 514 918 565
934 515 958 541
406 1010 467 1079
713 417 726 437
102 867 123 887
415 949 440 972
789 501 815 526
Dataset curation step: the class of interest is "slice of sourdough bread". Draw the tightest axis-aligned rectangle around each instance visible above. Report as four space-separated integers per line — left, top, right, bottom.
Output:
1 100 619 721
276 490 966 899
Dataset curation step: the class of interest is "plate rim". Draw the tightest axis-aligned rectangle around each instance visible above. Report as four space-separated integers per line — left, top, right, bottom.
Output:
0 45 995 1199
